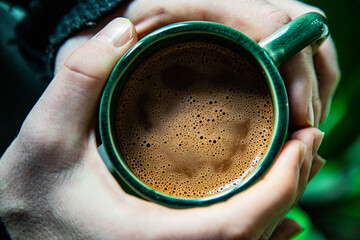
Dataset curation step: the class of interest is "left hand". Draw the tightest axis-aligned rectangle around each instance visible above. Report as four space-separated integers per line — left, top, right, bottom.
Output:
56 0 340 128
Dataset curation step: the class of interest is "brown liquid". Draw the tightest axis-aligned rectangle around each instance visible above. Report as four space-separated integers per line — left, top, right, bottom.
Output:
116 42 274 198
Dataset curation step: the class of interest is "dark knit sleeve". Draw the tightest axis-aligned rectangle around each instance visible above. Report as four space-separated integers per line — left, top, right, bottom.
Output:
15 0 129 82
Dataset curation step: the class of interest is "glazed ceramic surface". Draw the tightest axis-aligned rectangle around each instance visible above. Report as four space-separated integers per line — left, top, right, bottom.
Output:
100 12 328 208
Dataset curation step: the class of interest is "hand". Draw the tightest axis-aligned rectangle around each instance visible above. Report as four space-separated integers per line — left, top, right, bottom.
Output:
125 0 340 128
1 18 325 239
56 0 340 128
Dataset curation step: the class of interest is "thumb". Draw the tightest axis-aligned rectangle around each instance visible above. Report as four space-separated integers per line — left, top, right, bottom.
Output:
24 18 137 137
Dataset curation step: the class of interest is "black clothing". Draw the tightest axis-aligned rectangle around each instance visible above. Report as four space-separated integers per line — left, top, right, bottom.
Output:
9 0 129 81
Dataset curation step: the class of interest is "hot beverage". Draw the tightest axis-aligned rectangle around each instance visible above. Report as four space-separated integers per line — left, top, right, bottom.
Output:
115 41 274 198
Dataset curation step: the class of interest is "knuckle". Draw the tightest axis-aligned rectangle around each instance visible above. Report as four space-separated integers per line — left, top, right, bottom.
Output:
61 38 114 89
221 220 258 240
302 46 313 56
128 1 170 35
317 39 341 87
287 1 327 18
313 95 322 109
308 6 326 17
327 64 341 86
332 70 341 87
188 4 209 21
63 54 104 89
146 6 168 27
271 178 297 206
255 4 291 40
283 181 298 203
261 4 291 27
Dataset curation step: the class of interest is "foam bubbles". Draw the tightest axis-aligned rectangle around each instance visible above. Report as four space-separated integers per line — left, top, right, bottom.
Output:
115 42 274 198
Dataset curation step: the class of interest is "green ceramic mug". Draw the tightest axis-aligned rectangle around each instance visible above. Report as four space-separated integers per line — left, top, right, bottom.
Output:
99 12 329 208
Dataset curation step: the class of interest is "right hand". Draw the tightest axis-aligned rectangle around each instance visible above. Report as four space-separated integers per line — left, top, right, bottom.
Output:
1 17 326 239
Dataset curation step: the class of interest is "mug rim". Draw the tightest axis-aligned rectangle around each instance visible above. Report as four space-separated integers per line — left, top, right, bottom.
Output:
99 21 289 208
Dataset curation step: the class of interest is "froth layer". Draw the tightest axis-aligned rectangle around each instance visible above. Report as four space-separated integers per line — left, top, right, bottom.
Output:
116 42 274 198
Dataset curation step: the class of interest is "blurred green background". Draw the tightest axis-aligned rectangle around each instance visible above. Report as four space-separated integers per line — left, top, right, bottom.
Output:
290 0 360 239
1 0 359 239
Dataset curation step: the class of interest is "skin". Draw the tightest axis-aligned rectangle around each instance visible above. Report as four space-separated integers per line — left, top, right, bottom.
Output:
56 0 340 127
0 0 339 239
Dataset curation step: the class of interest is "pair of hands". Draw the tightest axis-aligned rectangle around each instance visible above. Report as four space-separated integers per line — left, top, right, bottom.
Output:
0 0 339 239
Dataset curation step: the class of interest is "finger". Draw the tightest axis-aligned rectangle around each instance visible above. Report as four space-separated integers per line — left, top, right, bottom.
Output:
268 218 303 240
22 18 138 139
308 155 326 182
54 3 132 75
290 128 324 206
266 0 326 17
136 129 319 240
314 38 341 122
222 128 323 238
266 0 340 123
193 139 308 239
52 18 136 130
237 128 323 239
312 67 322 127
278 48 317 127
54 33 92 75
230 140 306 219
125 0 291 40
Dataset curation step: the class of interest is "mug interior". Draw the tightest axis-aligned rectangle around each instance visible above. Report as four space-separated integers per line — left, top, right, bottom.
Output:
99 21 288 208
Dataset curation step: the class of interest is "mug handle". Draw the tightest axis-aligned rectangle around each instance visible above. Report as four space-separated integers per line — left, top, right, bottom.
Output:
259 12 329 66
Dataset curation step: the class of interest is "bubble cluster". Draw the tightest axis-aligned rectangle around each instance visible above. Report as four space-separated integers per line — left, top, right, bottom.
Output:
115 42 274 198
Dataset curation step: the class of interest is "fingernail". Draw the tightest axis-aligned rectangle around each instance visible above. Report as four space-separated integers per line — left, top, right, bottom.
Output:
306 102 314 126
279 219 304 239
308 155 326 182
316 155 327 167
290 227 305 238
313 131 325 155
94 18 133 48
